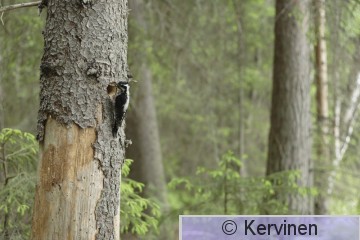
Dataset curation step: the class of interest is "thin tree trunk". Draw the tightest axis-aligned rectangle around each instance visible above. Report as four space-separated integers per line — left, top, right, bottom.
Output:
328 35 360 196
31 1 128 240
266 0 313 214
314 0 330 215
0 53 4 131
328 72 360 195
327 0 342 200
232 0 247 177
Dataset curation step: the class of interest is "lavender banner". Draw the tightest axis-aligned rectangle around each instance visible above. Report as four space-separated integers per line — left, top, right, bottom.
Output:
180 216 359 240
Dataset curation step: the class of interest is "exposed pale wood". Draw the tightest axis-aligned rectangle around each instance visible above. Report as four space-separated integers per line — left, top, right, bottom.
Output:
32 117 103 239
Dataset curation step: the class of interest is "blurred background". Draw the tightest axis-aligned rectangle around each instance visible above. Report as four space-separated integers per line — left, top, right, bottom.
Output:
0 0 360 239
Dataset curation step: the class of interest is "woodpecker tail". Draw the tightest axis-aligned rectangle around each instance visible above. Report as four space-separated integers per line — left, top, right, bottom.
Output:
112 115 126 138
112 123 118 137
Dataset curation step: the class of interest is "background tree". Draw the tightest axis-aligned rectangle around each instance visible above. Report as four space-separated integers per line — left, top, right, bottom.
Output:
127 0 168 211
266 0 313 214
314 0 330 214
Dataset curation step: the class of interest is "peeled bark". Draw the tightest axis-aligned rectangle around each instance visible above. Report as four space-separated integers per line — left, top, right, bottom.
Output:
314 0 330 215
266 0 313 214
31 1 128 239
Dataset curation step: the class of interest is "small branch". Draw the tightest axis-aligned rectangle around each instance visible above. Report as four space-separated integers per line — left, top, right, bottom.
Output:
340 72 360 158
343 73 360 126
328 72 360 195
0 1 41 13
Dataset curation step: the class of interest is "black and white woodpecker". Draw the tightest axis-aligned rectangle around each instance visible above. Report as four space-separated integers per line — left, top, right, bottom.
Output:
112 81 130 137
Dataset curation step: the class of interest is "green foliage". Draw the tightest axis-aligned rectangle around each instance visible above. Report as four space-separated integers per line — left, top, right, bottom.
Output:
0 128 38 239
120 159 161 236
0 0 44 131
0 129 160 238
168 151 311 215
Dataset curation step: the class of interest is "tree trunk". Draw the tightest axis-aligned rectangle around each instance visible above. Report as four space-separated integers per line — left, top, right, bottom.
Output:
0 51 3 131
127 0 168 209
31 1 128 240
126 65 168 207
314 0 330 215
266 0 313 214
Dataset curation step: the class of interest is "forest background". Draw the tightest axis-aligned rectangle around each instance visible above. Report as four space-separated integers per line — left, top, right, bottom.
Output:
0 0 360 239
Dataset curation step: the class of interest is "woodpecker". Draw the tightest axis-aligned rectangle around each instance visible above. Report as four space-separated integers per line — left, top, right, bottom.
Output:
112 81 130 137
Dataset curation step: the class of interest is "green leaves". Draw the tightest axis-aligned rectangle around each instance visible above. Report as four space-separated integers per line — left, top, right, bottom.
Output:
0 128 38 239
120 159 161 236
168 151 313 215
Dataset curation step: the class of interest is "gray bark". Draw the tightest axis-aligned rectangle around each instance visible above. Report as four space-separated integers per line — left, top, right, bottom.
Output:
266 0 313 214
31 1 128 239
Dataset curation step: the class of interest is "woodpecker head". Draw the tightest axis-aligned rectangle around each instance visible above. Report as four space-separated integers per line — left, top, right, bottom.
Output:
117 81 129 93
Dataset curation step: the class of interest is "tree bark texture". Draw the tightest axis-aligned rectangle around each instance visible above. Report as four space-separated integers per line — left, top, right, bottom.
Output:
314 0 330 215
266 0 313 214
31 1 128 239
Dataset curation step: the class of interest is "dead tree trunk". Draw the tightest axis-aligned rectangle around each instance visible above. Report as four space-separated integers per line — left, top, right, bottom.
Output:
266 0 313 214
31 1 128 239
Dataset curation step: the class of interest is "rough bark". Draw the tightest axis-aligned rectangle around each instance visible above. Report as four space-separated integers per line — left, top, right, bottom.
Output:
314 0 330 215
31 1 128 240
266 0 313 214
